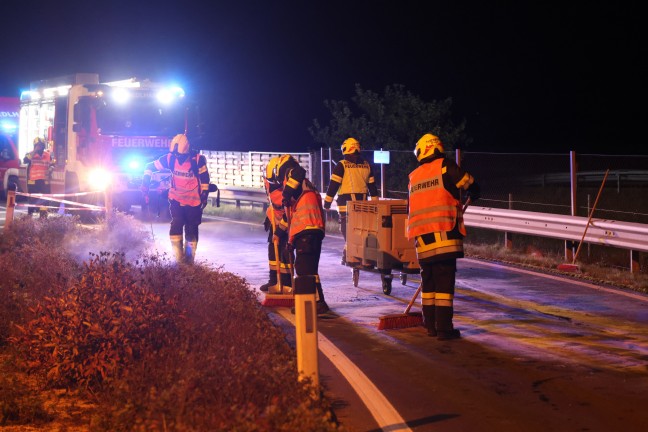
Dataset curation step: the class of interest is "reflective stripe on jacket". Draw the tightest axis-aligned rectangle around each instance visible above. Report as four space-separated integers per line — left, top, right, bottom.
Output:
27 151 51 182
407 158 464 240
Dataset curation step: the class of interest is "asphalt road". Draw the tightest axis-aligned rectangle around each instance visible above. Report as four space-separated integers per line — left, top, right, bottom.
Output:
145 215 648 432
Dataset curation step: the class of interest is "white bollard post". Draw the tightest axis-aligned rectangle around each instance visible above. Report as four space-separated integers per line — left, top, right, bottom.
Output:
294 275 319 389
4 186 16 231
104 186 113 222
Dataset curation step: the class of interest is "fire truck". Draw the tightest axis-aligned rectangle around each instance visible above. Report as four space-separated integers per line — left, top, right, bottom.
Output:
17 73 193 215
0 97 20 200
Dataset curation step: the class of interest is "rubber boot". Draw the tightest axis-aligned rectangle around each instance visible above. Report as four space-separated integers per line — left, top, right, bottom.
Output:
186 241 198 264
171 238 184 263
260 270 277 292
280 272 293 294
422 305 436 337
315 278 329 314
436 306 460 340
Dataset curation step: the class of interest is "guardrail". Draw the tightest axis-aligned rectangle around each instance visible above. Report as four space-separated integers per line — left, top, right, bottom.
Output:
214 187 647 270
464 206 648 253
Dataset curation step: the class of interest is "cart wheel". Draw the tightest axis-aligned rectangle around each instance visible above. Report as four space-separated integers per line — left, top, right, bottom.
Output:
381 274 393 295
352 268 360 287
400 274 407 285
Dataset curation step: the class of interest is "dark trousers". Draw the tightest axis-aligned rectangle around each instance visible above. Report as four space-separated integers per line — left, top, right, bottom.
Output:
169 200 203 242
266 228 293 286
27 180 50 214
420 258 457 332
293 231 324 301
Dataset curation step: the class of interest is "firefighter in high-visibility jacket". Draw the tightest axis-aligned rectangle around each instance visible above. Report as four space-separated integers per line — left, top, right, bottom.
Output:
259 156 293 293
406 133 480 340
142 134 213 264
274 154 329 314
23 137 53 218
323 137 379 264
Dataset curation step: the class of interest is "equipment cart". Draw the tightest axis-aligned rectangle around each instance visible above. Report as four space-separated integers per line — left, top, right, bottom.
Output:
345 199 419 295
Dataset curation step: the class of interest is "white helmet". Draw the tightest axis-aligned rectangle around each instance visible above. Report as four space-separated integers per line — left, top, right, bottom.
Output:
170 134 190 154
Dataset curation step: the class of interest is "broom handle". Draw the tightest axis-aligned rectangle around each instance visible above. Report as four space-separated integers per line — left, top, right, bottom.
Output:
404 283 423 314
572 169 609 264
270 206 283 292
284 206 296 282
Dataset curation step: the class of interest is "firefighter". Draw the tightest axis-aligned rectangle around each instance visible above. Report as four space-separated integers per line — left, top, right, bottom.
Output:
142 134 213 264
323 137 379 264
274 154 329 314
23 137 53 218
406 133 480 340
259 156 293 292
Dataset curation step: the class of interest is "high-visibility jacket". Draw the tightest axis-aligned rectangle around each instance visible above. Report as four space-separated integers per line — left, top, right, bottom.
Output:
279 180 325 243
151 152 209 207
324 154 378 210
26 151 51 183
407 158 465 239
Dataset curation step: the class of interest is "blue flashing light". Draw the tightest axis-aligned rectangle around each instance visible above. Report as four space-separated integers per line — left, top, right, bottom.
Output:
156 86 185 105
112 88 130 104
124 157 143 172
1 121 17 133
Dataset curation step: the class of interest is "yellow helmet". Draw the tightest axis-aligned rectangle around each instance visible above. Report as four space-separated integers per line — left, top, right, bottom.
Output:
273 154 297 182
414 133 444 162
341 137 361 155
170 134 190 154
33 137 46 149
264 156 281 183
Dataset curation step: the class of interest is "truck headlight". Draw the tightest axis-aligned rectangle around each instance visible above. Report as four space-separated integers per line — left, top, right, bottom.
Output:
88 168 112 191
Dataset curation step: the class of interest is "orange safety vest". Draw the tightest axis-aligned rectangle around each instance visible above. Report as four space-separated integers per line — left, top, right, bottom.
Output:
27 151 51 182
287 183 325 243
406 158 464 240
167 154 201 206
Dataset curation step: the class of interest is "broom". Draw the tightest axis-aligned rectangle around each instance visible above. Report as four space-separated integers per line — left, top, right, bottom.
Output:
557 169 609 273
262 206 295 307
377 283 423 330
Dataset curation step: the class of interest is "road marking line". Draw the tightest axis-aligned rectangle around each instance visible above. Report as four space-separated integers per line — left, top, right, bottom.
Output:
463 258 648 302
276 309 412 432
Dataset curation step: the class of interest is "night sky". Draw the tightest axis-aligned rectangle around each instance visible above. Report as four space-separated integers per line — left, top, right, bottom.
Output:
1 1 642 154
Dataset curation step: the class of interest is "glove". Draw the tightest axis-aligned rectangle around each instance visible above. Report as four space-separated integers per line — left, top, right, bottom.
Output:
466 183 481 202
323 201 331 210
282 197 291 208
200 191 209 209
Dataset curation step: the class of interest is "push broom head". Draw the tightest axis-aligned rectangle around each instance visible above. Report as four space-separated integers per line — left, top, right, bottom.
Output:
262 293 295 308
557 263 581 273
377 312 423 330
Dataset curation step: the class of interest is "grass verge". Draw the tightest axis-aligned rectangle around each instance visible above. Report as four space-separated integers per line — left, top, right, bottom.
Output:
0 213 343 431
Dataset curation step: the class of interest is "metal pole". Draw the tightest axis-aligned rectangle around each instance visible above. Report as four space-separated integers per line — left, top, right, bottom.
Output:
566 151 578 261
380 148 385 198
